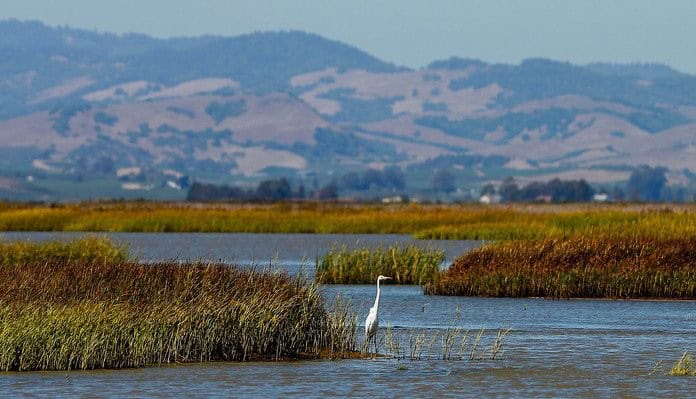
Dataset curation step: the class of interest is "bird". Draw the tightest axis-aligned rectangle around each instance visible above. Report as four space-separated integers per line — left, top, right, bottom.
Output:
365 274 391 351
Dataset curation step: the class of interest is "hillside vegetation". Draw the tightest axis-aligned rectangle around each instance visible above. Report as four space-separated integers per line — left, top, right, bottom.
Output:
1 21 696 201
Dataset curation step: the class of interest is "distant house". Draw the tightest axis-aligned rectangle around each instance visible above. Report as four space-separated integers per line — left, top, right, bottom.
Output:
593 193 609 202
479 194 501 204
535 195 552 203
381 195 405 204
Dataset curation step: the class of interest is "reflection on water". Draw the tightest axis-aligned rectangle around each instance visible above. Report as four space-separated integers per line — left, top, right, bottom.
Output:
2 233 695 397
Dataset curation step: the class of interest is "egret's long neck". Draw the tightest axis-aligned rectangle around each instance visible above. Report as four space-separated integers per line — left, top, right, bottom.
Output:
373 279 381 309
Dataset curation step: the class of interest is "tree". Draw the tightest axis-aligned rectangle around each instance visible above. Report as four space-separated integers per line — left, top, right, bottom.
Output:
480 183 496 196
362 169 384 189
341 171 364 190
317 182 338 200
186 182 248 202
627 165 667 201
430 169 456 193
340 167 406 191
547 178 593 202
611 185 625 202
499 177 519 202
296 184 306 199
382 166 405 190
255 178 292 201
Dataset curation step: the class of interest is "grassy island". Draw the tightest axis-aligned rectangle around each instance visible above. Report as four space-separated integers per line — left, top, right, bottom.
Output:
0 238 356 371
426 235 696 299
316 244 444 285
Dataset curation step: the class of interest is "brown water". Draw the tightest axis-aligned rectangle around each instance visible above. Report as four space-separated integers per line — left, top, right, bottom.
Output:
1 233 695 397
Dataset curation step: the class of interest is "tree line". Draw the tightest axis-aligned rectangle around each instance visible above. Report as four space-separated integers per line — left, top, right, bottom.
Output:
186 178 337 202
187 165 690 203
482 165 676 203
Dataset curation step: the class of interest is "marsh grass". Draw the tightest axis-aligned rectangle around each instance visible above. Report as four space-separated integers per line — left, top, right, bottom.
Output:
0 236 128 265
2 202 696 242
670 352 696 376
0 239 357 371
379 325 510 361
426 235 696 298
371 308 511 361
315 244 444 285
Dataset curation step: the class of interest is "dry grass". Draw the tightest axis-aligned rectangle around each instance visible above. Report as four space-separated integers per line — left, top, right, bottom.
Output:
670 352 696 376
426 235 696 298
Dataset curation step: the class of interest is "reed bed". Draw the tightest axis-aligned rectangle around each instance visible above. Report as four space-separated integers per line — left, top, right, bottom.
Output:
426 235 696 298
380 327 511 361
0 239 357 371
0 236 128 265
315 244 444 285
2 202 696 241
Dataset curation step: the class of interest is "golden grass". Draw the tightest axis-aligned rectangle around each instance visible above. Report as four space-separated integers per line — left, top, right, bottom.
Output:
315 244 444 285
670 352 696 376
426 234 696 298
0 236 128 265
1 202 695 241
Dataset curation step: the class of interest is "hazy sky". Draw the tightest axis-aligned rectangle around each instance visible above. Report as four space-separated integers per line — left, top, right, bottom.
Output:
3 0 696 72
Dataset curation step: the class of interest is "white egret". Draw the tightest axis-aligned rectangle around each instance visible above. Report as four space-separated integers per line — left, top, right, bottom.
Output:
365 275 391 350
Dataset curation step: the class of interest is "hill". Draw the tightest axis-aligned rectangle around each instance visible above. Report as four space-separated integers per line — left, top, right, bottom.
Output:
1 19 695 201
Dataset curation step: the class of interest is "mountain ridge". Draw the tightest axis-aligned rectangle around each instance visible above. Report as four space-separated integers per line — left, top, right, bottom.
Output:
1 19 695 201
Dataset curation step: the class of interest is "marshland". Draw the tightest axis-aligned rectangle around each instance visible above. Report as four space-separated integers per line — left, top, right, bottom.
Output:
3 202 696 396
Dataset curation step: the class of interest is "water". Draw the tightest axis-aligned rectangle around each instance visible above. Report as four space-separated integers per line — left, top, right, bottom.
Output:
2 232 695 397
0 232 480 277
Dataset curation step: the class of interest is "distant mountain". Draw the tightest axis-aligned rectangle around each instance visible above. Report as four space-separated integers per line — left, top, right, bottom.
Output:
0 19 695 201
585 62 687 80
0 19 402 118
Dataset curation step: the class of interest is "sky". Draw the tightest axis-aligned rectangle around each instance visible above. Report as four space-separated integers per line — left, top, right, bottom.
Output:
2 0 696 73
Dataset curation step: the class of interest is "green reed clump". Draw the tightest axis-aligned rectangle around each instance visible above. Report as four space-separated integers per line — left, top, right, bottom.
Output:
0 250 357 371
426 235 696 298
0 236 128 265
670 352 696 376
316 244 444 285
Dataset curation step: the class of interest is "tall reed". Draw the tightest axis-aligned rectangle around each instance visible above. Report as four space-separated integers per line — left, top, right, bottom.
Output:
0 239 357 371
0 236 128 265
315 244 444 284
380 325 511 361
426 235 696 298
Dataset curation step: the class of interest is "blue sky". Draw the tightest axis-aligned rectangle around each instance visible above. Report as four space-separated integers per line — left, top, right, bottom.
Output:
3 0 696 72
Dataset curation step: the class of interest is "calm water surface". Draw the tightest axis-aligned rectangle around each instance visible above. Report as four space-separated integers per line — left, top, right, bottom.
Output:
1 233 695 397
0 232 480 276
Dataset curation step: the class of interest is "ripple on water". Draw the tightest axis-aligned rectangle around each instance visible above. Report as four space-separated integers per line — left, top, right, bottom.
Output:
2 232 696 397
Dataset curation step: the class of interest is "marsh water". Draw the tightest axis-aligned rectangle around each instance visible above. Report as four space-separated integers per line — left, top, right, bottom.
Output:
2 232 696 397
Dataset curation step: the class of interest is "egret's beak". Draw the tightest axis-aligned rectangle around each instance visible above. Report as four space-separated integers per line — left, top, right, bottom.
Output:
385 276 392 280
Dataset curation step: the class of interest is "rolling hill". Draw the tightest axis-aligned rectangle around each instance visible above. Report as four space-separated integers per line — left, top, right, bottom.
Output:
1 19 695 201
